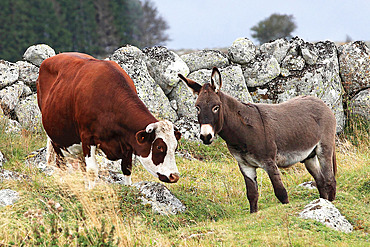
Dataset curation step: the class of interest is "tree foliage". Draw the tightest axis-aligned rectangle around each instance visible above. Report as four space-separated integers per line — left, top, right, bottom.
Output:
251 13 297 44
0 0 170 62
137 0 170 48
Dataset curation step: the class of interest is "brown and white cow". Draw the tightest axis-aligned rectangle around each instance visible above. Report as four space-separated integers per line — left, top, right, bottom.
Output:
37 52 181 188
179 67 337 213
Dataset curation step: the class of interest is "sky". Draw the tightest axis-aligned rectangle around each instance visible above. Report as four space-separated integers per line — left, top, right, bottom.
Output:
151 0 370 50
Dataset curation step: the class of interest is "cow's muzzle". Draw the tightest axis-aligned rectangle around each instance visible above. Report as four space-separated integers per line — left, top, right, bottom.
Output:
157 172 179 183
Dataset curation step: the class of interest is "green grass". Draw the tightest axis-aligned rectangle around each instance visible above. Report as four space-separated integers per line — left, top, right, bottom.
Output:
0 119 369 246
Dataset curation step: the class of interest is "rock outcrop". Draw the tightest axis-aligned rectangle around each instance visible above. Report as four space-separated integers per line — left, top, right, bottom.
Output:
0 189 19 207
133 181 186 215
299 198 353 233
338 41 370 96
0 37 369 139
109 45 177 121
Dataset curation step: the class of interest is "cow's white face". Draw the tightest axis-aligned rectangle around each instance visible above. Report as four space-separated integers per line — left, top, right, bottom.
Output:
136 120 181 183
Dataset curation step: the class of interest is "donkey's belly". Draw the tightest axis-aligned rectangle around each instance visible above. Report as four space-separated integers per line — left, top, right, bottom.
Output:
276 145 317 167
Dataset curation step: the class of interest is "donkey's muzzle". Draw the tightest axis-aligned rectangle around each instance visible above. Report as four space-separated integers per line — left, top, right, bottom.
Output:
200 133 213 145
200 124 214 145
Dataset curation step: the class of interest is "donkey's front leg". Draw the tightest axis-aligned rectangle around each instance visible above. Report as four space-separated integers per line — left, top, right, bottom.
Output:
264 159 289 204
238 163 259 213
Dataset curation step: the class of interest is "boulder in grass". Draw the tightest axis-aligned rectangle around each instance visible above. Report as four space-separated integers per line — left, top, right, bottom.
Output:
299 198 353 233
133 181 186 215
0 189 19 207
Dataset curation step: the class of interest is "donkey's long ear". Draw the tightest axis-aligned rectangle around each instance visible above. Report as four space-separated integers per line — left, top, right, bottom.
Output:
211 67 222 93
178 74 202 95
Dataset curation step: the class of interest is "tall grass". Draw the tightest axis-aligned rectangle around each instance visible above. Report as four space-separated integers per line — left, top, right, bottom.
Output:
0 118 369 246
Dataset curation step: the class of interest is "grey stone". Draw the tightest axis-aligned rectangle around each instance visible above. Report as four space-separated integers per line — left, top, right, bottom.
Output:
23 44 55 66
14 94 42 131
338 41 370 95
0 82 29 114
0 60 19 89
5 119 22 133
25 147 55 175
110 45 177 121
298 181 316 190
133 181 186 215
174 116 200 141
259 38 290 63
281 55 305 73
287 36 305 56
228 37 256 64
143 46 189 95
16 61 39 91
0 189 19 207
348 88 370 121
168 80 198 119
180 49 229 73
301 42 319 65
243 53 281 87
299 198 353 233
0 107 21 133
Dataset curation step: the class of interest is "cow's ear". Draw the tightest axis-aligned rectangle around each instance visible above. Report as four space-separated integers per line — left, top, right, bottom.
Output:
174 130 181 141
136 130 153 145
178 74 202 95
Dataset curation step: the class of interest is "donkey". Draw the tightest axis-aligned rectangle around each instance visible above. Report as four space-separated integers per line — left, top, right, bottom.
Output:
178 67 337 213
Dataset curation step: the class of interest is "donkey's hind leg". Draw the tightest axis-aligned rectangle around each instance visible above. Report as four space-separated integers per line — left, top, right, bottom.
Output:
316 145 336 201
304 156 326 196
304 150 336 201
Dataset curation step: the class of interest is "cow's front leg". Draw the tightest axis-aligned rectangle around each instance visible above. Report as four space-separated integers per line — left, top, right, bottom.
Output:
238 162 259 213
83 145 98 189
264 159 289 204
121 152 133 186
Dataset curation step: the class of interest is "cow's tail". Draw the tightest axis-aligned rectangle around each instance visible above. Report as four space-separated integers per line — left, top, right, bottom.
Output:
333 145 337 176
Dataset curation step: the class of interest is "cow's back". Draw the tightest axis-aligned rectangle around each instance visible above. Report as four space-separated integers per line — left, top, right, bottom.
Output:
37 52 141 149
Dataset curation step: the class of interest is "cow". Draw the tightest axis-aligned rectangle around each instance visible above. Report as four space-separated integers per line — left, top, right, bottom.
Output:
37 52 181 188
179 67 337 213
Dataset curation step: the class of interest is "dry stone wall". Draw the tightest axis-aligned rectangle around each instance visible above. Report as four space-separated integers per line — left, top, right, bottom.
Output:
0 38 369 140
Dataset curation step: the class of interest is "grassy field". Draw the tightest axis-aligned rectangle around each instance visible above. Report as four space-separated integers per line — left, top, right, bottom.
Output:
0 122 369 246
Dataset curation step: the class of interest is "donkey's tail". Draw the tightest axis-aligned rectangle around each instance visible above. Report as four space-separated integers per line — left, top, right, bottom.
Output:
333 145 337 176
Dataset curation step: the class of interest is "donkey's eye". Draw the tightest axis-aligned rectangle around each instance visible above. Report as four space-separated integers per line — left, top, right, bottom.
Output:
196 106 201 114
212 105 220 113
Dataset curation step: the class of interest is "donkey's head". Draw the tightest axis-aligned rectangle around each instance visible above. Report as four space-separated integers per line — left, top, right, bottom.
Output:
179 67 224 145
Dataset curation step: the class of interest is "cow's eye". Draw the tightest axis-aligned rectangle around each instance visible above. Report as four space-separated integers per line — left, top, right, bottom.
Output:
212 105 220 113
196 106 201 114
157 146 163 151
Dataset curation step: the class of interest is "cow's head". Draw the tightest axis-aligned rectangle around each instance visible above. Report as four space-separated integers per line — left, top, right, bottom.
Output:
135 120 181 183
179 67 224 145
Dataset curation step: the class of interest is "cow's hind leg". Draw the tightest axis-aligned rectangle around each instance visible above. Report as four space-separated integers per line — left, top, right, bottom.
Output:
238 162 259 213
264 160 289 204
83 145 98 189
47 137 66 169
